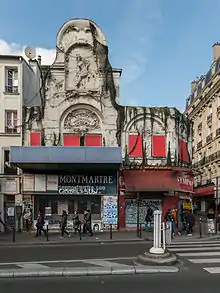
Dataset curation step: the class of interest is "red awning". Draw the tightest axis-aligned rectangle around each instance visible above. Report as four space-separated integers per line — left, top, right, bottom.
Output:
194 184 215 197
123 170 179 192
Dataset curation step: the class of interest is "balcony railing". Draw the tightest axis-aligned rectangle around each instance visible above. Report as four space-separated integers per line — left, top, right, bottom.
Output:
5 86 18 93
193 149 220 168
197 141 202 150
5 126 17 134
206 133 213 144
216 128 220 137
207 114 212 124
217 106 220 115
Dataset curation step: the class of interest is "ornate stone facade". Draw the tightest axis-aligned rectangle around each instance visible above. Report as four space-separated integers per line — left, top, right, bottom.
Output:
25 18 191 166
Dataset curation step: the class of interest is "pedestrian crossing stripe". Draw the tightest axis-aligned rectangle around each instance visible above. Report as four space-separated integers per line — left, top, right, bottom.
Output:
167 241 220 274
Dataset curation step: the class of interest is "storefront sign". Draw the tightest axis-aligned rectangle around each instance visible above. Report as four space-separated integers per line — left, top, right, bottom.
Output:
58 173 117 195
177 173 193 193
183 203 192 210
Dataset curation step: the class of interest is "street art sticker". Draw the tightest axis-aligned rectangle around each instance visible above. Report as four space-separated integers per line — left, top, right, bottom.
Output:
102 195 118 225
125 199 162 227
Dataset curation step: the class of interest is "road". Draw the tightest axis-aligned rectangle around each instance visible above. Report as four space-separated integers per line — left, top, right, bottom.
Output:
0 242 150 263
0 273 219 293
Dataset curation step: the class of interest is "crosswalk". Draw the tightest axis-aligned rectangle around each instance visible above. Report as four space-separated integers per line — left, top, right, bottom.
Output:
168 240 220 274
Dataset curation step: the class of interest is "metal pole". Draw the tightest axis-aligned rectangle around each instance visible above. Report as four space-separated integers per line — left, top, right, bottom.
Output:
12 215 15 243
46 224 49 241
162 222 166 250
136 192 140 237
216 176 219 234
110 223 113 239
139 223 142 238
199 217 202 238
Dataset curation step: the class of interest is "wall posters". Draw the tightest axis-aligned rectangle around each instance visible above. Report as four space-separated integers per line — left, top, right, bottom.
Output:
102 195 118 225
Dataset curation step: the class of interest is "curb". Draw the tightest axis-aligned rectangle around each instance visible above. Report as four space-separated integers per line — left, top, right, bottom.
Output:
0 266 179 278
0 238 149 247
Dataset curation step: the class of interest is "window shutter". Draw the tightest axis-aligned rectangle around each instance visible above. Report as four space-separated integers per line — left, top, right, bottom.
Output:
85 134 102 146
63 134 80 146
152 136 166 157
30 132 41 146
128 134 143 157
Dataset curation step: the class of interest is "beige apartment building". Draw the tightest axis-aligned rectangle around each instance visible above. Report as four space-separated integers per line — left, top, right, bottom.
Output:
0 55 41 228
185 43 220 212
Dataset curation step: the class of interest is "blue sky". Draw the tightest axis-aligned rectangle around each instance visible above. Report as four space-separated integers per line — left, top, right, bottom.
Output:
0 0 220 110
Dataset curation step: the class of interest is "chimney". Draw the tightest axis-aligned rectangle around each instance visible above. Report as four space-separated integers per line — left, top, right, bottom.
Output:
213 42 220 61
191 80 198 93
37 55 42 65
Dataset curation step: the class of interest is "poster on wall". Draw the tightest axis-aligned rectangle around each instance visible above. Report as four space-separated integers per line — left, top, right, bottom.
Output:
102 195 118 225
125 199 162 227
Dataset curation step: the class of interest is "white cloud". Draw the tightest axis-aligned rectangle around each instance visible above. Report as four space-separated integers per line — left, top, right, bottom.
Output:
0 39 56 65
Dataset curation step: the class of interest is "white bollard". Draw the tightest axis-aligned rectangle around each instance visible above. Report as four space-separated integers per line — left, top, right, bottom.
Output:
162 222 166 251
149 210 165 254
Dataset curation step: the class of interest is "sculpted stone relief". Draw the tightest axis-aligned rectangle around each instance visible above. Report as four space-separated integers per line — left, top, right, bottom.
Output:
65 47 99 93
46 78 65 108
64 109 100 133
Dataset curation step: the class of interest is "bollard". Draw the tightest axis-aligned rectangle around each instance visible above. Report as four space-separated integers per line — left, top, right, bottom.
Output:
149 210 164 254
162 222 166 250
199 217 202 238
12 220 15 243
110 223 113 239
79 224 82 240
139 223 142 238
46 224 49 241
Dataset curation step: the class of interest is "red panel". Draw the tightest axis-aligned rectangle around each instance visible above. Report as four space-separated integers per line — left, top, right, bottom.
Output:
85 134 102 146
152 136 166 157
30 132 41 146
178 139 189 162
128 134 143 157
194 184 215 197
123 170 179 192
63 134 80 146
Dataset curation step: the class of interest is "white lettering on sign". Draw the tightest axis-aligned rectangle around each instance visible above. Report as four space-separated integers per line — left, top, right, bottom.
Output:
59 175 114 185
177 176 193 187
58 185 106 195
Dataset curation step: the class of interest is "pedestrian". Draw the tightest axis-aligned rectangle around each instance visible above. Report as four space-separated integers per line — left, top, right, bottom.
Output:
35 211 47 237
207 207 215 235
60 210 71 239
85 209 93 236
186 209 195 236
145 208 153 231
164 208 174 236
72 210 80 234
23 206 32 232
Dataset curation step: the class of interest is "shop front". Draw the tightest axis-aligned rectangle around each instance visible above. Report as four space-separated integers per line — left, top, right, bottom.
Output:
119 168 194 230
193 183 215 213
10 146 122 231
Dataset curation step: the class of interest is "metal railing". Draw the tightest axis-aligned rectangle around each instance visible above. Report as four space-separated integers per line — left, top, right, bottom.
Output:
5 86 18 93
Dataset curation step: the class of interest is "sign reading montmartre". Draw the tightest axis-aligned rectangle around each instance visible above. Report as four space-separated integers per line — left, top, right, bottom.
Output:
58 174 117 195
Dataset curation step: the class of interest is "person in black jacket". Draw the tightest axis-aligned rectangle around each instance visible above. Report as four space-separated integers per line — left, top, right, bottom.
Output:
60 210 71 239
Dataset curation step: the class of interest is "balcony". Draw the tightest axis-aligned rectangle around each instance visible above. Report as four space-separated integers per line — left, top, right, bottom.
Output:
197 141 202 150
216 128 220 138
217 106 220 115
5 86 18 94
206 133 213 144
193 150 220 168
207 114 212 124
198 123 202 132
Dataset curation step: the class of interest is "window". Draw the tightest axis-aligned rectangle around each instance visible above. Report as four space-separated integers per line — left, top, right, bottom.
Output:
85 134 102 146
128 134 143 157
5 110 17 133
207 125 212 136
4 150 17 175
5 68 18 93
63 134 80 146
152 136 166 157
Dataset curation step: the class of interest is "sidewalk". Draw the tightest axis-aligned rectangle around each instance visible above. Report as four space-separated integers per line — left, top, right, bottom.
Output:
0 230 151 246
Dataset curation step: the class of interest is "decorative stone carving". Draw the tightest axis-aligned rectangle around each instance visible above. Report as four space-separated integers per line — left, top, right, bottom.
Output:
64 109 100 133
65 47 99 92
46 78 65 108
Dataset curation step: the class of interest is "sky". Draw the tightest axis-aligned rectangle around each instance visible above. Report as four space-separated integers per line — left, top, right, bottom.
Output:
0 0 220 111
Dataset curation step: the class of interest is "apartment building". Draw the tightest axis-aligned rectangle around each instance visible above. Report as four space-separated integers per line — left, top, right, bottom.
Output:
185 43 220 212
0 55 41 227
